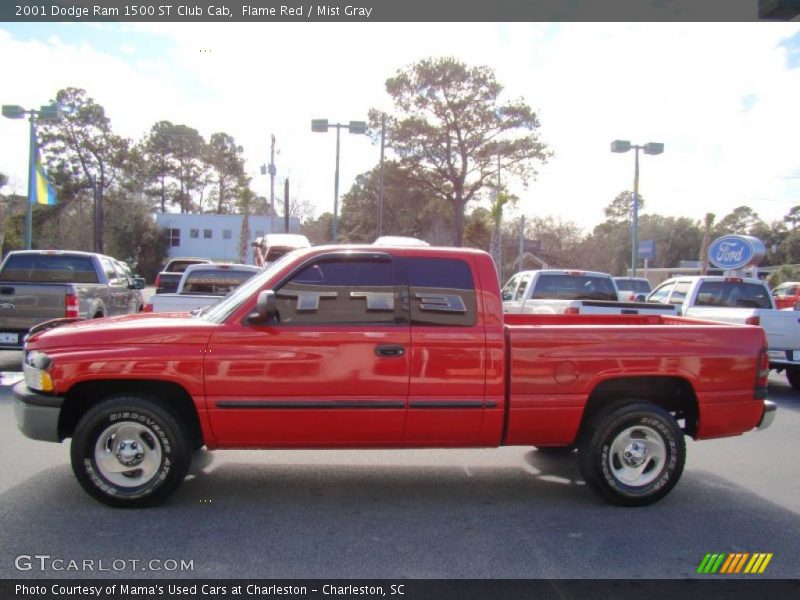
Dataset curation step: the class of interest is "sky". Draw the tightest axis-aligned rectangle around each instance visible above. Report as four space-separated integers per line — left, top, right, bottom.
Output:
1 21 800 235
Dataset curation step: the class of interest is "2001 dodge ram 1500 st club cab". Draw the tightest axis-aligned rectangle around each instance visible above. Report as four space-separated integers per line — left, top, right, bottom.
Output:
13 246 775 508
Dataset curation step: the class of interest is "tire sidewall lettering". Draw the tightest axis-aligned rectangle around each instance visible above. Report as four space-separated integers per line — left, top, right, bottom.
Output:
83 411 173 499
599 413 678 497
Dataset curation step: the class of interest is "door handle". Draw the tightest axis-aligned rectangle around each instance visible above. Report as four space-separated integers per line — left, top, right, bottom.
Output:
375 344 405 357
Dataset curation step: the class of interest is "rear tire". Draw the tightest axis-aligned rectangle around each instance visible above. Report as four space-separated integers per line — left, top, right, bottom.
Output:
578 402 685 506
70 395 190 508
786 366 800 391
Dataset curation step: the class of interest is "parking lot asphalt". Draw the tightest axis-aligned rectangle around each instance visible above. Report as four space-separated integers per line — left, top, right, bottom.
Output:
0 371 798 579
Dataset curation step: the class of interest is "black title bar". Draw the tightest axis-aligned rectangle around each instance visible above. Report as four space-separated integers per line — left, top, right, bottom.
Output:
1 0 796 22
4 579 800 600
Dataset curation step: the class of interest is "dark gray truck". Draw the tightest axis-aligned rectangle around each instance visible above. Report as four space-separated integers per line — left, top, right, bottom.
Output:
155 257 212 294
0 250 145 350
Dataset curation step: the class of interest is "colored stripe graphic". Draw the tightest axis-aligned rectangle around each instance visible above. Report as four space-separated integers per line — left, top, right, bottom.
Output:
698 552 773 574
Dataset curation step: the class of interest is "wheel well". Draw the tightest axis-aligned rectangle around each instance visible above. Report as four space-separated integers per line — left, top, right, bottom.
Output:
59 379 204 448
580 376 699 438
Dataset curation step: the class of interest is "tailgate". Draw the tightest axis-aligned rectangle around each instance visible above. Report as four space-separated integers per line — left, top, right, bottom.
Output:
0 284 67 346
758 310 800 361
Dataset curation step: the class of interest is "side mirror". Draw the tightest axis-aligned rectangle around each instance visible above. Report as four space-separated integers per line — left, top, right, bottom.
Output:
249 290 278 323
502 291 512 301
132 277 146 290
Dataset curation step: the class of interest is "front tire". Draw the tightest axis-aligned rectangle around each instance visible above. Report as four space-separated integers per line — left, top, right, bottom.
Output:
578 403 685 506
70 395 190 507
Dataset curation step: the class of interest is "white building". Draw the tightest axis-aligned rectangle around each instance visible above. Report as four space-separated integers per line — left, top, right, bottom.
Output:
155 213 301 264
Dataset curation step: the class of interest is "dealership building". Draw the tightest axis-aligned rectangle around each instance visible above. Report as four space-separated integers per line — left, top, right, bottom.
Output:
155 213 301 264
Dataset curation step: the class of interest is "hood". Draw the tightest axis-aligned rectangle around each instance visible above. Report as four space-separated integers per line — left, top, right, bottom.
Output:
25 312 217 350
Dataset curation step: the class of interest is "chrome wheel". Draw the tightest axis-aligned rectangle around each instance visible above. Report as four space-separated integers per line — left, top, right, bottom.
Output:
607 425 666 488
94 421 163 488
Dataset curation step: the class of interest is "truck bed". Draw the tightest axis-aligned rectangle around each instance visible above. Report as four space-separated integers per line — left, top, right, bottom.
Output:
504 313 766 444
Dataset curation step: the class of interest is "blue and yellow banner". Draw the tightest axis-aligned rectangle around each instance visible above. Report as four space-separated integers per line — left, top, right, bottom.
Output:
29 141 56 206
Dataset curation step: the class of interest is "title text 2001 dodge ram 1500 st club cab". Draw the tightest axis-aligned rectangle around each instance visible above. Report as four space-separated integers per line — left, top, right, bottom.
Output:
14 246 775 508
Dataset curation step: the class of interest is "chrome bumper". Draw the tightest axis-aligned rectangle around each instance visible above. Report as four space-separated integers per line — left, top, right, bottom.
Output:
757 400 777 431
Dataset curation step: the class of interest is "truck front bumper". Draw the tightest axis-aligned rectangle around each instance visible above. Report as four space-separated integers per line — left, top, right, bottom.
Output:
757 400 777 431
13 381 64 442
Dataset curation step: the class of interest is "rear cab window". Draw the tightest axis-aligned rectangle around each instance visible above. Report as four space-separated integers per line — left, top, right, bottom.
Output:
182 269 258 295
531 274 617 301
0 254 99 284
695 281 772 309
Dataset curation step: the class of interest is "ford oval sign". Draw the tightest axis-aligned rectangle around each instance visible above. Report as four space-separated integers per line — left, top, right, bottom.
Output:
708 235 766 270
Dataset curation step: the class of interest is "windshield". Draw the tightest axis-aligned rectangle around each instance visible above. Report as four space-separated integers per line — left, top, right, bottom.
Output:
199 252 301 324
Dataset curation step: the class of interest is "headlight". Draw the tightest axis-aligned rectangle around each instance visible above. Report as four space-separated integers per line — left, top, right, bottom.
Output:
23 351 54 392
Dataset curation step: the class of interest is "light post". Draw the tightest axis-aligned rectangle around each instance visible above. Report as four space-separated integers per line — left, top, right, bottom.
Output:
610 140 664 278
2 102 61 249
312 118 367 243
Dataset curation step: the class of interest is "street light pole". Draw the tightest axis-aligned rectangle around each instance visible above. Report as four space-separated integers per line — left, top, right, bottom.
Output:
333 124 341 242
25 111 36 250
632 146 640 280
611 140 664 278
312 118 367 243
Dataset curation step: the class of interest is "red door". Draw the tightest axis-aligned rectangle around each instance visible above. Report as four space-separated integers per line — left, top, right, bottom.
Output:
399 255 487 445
205 252 410 447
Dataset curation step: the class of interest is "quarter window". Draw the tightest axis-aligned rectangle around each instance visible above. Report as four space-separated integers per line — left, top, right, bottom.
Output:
400 257 477 327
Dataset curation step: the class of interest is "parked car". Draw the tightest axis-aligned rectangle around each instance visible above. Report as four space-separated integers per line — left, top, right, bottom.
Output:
771 281 800 310
503 269 677 315
14 245 772 508
155 257 213 294
647 275 800 389
147 263 260 313
0 250 145 349
614 277 652 302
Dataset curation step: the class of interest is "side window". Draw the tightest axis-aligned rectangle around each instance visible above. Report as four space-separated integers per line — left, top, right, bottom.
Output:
501 275 520 301
648 282 674 304
400 257 477 327
112 260 133 286
514 275 530 301
101 259 120 285
669 281 691 305
274 257 399 325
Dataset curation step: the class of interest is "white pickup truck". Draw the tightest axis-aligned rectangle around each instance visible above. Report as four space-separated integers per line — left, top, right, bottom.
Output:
647 275 800 389
147 263 260 313
502 270 678 316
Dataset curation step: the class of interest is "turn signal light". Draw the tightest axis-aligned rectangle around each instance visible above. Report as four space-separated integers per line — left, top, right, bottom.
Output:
65 288 79 318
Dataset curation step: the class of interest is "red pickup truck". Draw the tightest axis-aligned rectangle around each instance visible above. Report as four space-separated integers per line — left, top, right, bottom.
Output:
13 246 775 508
